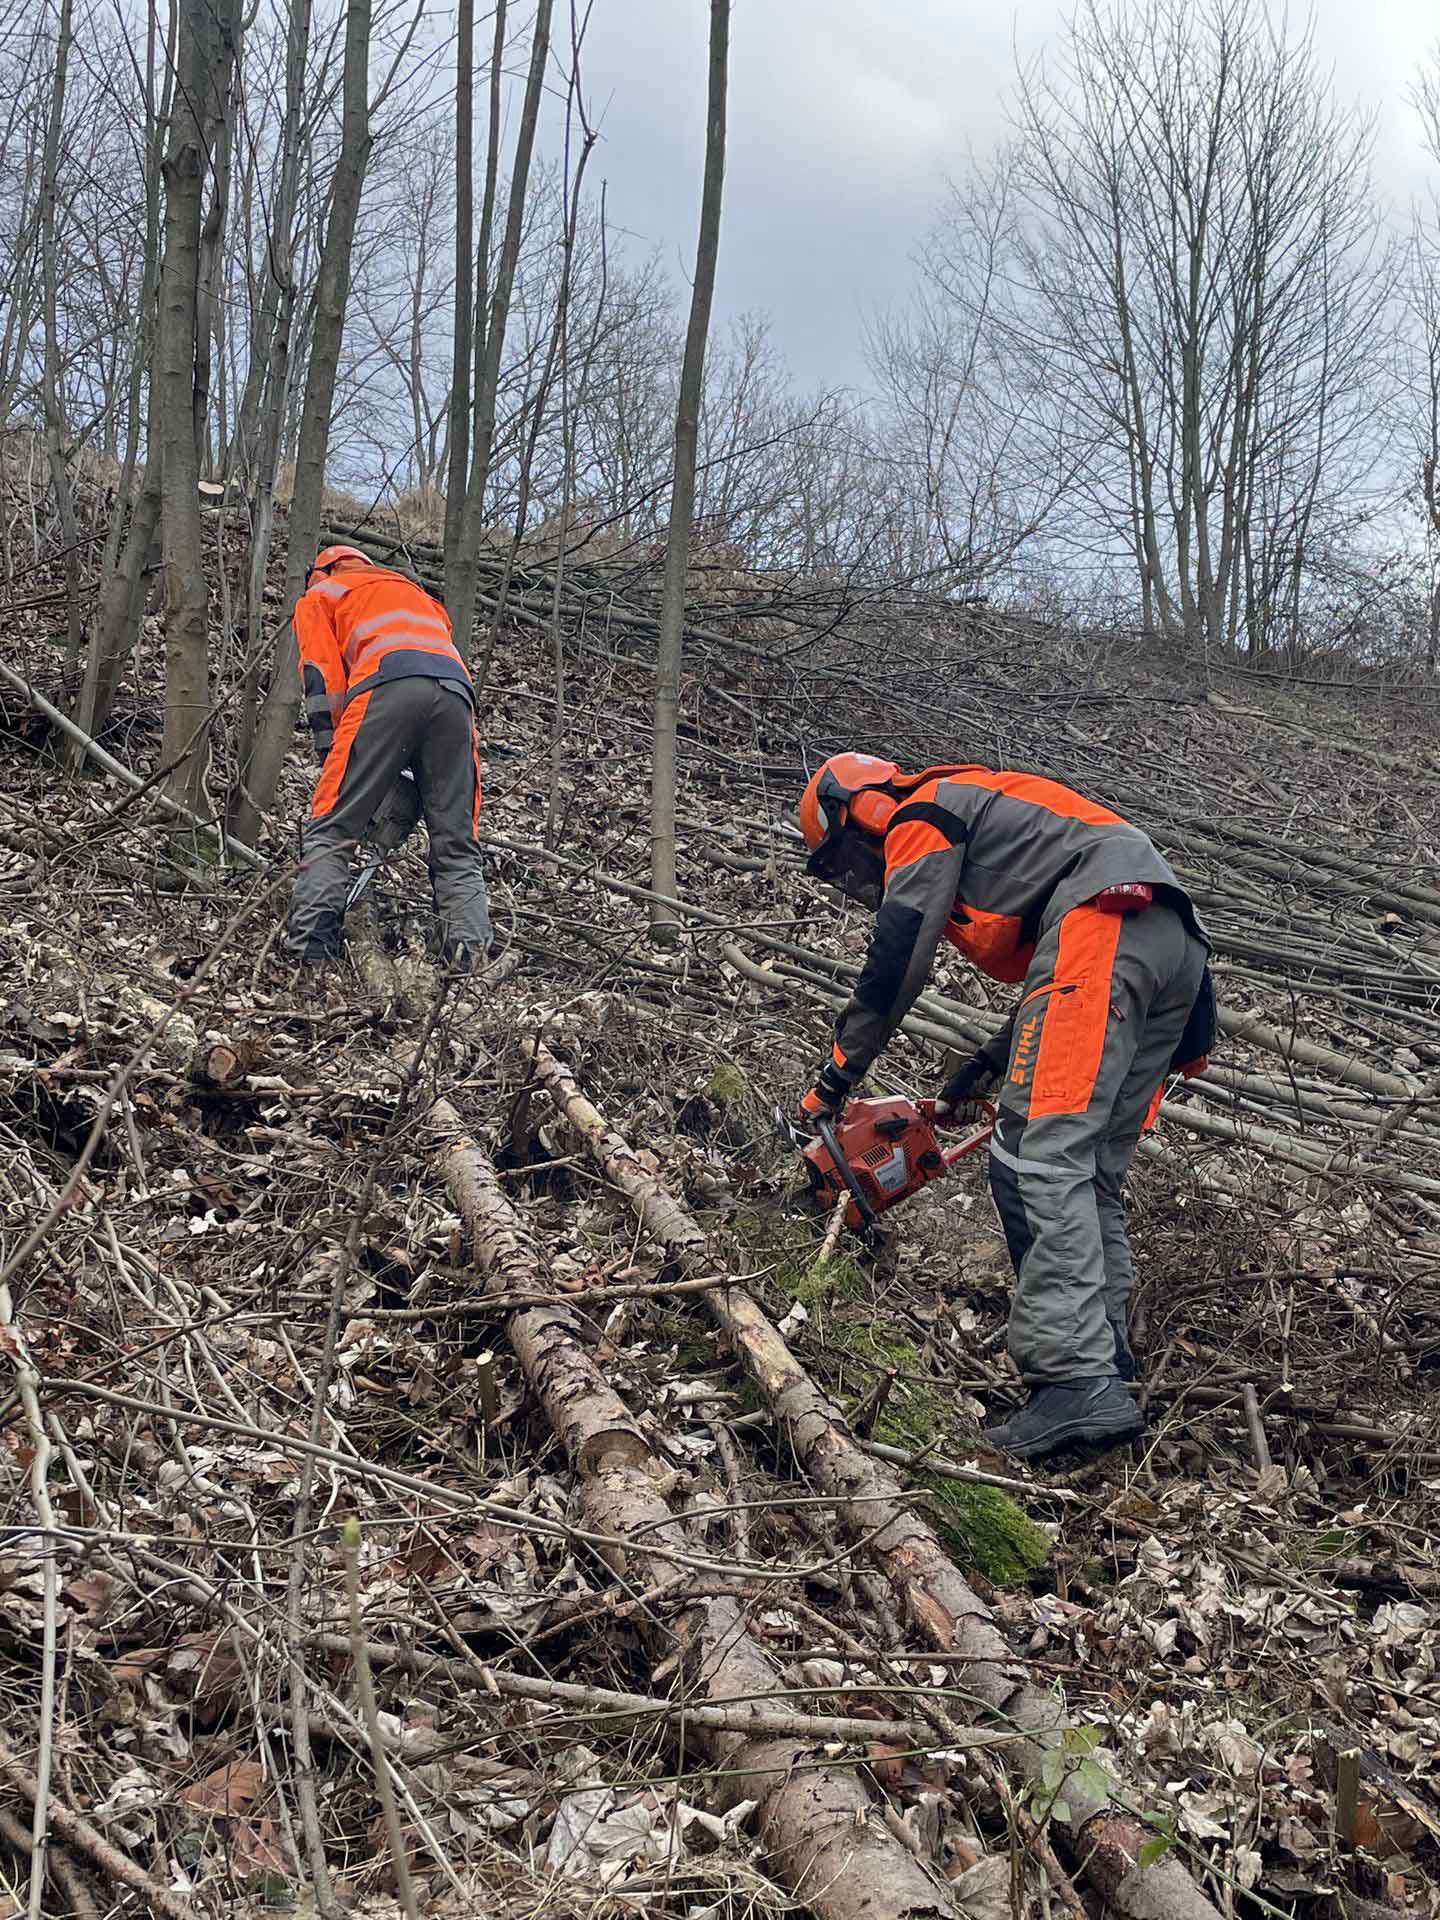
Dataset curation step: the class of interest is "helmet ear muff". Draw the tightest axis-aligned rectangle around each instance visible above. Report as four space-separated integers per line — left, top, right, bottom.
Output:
848 789 897 837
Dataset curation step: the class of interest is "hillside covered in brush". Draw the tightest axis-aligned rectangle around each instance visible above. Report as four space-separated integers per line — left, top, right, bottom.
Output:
1 480 1438 1920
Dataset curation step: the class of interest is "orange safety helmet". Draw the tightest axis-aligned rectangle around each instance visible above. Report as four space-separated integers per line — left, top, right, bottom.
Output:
310 543 373 580
798 752 904 903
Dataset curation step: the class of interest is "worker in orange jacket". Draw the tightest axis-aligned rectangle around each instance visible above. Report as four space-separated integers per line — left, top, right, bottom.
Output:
284 545 491 966
797 753 1215 1460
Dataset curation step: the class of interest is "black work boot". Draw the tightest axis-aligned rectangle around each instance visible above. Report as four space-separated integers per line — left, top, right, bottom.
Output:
981 1377 1142 1460
1110 1322 1137 1383
284 909 343 965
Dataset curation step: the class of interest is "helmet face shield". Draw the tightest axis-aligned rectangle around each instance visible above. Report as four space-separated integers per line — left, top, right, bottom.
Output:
806 825 884 909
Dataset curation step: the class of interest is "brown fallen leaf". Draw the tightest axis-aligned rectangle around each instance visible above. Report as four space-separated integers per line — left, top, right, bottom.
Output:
111 1647 169 1686
866 1741 908 1790
229 1814 292 1883
180 1755 264 1819
168 1631 248 1723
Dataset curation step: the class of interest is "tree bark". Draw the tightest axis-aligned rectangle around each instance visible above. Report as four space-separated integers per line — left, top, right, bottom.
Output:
156 0 240 817
38 0 82 667
446 0 549 659
650 0 729 926
230 0 373 847
441 0 475 571
234 0 313 792
425 1095 967 1920
529 1041 1225 1920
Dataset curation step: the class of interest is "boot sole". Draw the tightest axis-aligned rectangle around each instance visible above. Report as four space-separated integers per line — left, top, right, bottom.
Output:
983 1410 1143 1461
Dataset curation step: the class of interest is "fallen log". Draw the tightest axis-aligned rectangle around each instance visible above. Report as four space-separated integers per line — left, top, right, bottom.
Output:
530 1040 1226 1920
426 1095 970 1920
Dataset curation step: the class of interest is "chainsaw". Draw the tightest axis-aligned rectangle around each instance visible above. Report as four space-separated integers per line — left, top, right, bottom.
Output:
778 1095 996 1233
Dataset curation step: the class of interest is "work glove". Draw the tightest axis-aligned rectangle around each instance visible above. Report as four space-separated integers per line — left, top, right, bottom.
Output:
797 1058 850 1131
934 1051 999 1125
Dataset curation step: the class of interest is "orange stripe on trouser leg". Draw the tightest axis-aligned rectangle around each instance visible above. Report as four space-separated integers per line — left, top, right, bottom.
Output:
1027 906 1123 1119
470 724 483 836
310 691 372 819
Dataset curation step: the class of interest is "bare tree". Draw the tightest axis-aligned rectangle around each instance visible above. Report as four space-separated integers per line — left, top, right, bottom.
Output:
234 0 314 775
156 0 241 814
915 0 1392 656
650 0 729 925
74 0 177 749
1409 50 1440 671
446 0 552 657
38 0 82 664
230 0 374 845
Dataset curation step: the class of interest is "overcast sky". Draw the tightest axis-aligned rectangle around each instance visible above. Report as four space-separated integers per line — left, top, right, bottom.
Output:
572 0 1439 391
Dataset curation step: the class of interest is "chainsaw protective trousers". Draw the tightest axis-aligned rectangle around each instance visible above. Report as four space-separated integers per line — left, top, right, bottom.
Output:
287 676 490 956
986 901 1208 1386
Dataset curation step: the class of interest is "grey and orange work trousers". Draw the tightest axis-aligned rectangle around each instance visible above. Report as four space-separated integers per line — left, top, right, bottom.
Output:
286 675 491 959
987 901 1208 1385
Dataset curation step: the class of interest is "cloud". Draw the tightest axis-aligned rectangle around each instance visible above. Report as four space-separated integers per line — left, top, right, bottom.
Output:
578 0 1438 387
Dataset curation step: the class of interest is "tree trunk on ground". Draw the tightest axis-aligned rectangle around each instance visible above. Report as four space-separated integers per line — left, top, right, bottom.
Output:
229 0 373 847
529 1040 1225 1920
156 0 240 818
447 0 550 660
650 0 729 927
425 1096 970 1920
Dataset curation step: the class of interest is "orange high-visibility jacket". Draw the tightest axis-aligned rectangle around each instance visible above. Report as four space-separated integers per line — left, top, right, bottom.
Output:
295 561 471 752
829 766 1211 1088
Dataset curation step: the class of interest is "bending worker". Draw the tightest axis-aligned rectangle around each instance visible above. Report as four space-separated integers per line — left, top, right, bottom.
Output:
797 753 1215 1460
284 545 492 967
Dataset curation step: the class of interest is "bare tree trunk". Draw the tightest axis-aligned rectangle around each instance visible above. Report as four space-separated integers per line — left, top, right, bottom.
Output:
229 0 373 847
156 0 240 817
649 0 729 927
39 0 82 668
235 0 313 782
441 0 475 571
73 0 175 750
193 17 239 476
447 0 551 659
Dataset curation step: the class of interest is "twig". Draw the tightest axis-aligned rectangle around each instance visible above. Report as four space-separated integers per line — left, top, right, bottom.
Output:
343 1521 421 1920
359 1267 738 1318
859 1436 1082 1503
0 1288 58 1920
1241 1382 1272 1474
0 1729 195 1920
307 1631 1006 1746
816 1189 850 1265
851 1366 897 1441
0 1806 98 1920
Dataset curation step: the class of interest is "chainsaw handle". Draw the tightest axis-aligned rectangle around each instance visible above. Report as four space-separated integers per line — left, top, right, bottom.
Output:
920 1095 996 1130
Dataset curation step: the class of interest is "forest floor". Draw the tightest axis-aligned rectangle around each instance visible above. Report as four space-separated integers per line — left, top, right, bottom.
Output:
0 502 1438 1920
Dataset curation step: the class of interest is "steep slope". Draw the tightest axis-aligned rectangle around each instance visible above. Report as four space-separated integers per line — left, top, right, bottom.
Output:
0 508 1436 1920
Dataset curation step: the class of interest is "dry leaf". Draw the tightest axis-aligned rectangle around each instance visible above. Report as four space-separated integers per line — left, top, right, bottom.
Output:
180 1756 264 1818
229 1814 292 1883
865 1741 908 1790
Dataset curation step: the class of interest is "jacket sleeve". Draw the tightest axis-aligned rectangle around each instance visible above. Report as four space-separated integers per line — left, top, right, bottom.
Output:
293 590 345 758
830 807 969 1088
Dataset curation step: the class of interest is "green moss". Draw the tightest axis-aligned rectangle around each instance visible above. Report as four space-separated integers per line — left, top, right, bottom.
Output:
823 1326 1051 1586
919 1477 1052 1585
707 1060 751 1109
729 1206 863 1308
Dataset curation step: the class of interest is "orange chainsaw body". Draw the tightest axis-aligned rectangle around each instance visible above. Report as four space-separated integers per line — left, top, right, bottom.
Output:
801 1095 994 1231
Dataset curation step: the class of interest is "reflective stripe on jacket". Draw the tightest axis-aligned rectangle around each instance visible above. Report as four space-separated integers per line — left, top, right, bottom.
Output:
294 562 471 751
831 765 1209 1086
